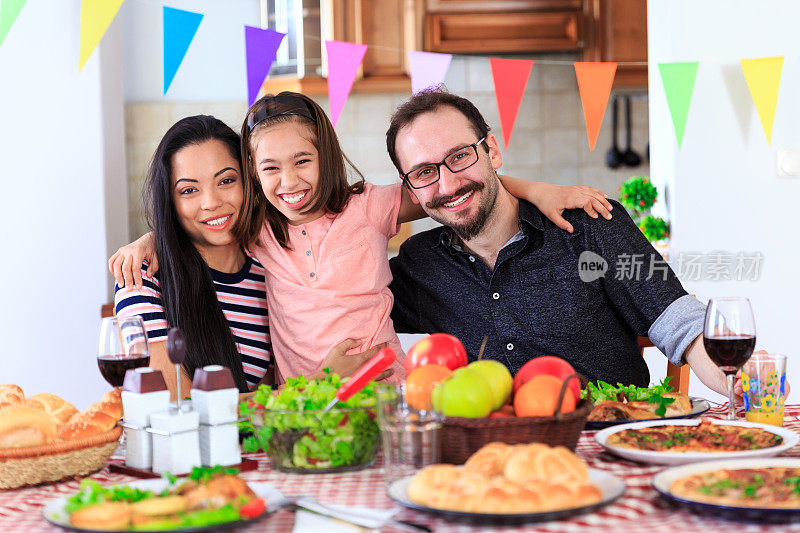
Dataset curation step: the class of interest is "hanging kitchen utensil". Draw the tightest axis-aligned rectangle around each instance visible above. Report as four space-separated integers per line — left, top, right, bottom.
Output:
622 96 642 167
605 95 623 169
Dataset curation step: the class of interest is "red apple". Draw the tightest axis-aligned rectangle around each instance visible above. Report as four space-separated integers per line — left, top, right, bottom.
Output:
404 333 468 375
513 356 580 402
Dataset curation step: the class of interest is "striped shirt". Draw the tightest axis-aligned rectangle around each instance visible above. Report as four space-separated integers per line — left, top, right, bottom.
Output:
114 257 271 389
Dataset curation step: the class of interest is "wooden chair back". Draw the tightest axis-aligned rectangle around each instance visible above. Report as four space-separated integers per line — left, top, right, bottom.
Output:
638 336 690 394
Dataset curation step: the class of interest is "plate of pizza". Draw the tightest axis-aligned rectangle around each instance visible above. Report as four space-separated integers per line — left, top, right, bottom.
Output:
653 458 800 522
595 418 798 465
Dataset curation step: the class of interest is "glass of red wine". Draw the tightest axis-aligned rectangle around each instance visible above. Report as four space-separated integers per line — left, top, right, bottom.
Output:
703 297 756 420
98 316 151 388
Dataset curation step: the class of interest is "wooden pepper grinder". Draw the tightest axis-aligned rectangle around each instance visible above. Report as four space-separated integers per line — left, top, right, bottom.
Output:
167 327 186 410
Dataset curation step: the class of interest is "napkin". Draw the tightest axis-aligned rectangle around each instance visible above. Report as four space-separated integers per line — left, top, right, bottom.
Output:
291 500 398 533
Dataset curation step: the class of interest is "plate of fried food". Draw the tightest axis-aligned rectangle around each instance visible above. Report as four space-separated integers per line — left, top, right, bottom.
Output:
583 379 709 429
42 466 282 532
595 418 798 465
387 442 624 525
653 458 800 522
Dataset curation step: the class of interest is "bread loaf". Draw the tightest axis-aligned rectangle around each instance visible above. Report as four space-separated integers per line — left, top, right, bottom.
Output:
25 393 78 425
408 442 603 514
0 405 57 448
0 384 25 410
57 390 123 441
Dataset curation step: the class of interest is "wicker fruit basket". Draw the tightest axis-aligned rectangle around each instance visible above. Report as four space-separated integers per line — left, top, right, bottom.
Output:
440 374 590 464
0 426 122 489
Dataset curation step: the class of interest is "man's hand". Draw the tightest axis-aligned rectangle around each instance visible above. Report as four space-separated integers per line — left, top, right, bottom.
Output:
733 350 791 398
313 340 393 381
108 232 157 289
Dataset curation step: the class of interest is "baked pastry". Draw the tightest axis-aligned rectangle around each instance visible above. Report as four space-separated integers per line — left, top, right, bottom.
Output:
0 405 57 448
58 391 123 441
25 393 78 425
0 384 25 410
408 442 602 514
70 502 132 530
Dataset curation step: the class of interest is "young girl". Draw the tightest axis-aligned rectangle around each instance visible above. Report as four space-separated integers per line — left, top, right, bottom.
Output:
112 92 612 383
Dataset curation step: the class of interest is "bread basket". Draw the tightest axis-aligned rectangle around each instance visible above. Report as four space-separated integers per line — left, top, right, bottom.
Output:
440 374 590 464
0 426 122 489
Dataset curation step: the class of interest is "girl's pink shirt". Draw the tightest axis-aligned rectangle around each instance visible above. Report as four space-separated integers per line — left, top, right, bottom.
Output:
252 183 405 383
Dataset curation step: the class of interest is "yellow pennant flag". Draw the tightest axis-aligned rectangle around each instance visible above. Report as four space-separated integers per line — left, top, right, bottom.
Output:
740 56 783 143
79 0 125 71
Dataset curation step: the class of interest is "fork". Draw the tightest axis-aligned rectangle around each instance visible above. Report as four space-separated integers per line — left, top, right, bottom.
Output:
282 494 431 532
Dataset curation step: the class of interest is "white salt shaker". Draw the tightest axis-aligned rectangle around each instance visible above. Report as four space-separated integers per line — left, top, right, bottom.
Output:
149 409 201 475
121 368 170 469
191 365 241 466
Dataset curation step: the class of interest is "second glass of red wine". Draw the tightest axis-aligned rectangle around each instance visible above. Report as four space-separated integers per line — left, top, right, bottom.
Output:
703 297 756 420
98 316 151 388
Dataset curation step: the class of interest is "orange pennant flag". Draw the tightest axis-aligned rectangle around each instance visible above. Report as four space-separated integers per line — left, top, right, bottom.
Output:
489 58 534 150
574 62 617 151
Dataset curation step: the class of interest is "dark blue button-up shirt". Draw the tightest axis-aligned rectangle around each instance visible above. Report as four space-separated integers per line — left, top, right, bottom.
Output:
388 199 688 386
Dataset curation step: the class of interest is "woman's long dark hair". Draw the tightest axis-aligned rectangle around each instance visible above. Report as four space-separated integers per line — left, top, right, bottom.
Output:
144 115 253 391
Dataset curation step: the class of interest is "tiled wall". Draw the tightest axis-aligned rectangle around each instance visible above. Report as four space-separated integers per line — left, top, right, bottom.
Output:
124 54 649 240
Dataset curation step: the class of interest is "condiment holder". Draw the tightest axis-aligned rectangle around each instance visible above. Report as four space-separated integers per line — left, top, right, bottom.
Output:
120 367 170 469
192 365 241 466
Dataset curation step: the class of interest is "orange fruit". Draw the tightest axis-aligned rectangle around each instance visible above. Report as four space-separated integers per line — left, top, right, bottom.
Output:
405 364 452 410
514 374 576 417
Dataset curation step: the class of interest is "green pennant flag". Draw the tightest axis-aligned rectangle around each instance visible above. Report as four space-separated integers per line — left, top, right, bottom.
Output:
658 62 699 148
0 0 27 48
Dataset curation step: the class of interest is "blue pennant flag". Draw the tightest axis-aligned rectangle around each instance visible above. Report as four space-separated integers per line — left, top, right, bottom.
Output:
163 6 204 94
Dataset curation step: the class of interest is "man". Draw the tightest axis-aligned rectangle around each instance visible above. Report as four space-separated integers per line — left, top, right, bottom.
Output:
386 89 727 394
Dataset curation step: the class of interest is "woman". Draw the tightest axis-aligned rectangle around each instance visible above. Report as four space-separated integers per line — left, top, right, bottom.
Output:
114 115 378 400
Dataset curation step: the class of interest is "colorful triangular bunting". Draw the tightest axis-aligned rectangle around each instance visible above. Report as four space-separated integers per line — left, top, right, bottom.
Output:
574 62 617 151
741 56 783 144
163 6 204 94
325 40 367 127
245 26 285 106
0 0 27 48
78 0 125 71
408 51 452 94
658 62 699 148
489 58 533 150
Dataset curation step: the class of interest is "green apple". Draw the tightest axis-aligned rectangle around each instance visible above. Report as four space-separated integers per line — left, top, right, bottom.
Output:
468 360 513 410
432 367 494 417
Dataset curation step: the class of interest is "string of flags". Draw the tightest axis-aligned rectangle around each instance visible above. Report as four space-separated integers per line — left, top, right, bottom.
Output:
0 1 787 151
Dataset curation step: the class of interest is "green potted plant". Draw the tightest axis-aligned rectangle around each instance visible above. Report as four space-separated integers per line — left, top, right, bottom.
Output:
619 176 669 247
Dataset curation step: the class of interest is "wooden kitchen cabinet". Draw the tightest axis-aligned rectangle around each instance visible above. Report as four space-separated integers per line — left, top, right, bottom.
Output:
583 0 648 88
264 0 423 95
424 0 585 53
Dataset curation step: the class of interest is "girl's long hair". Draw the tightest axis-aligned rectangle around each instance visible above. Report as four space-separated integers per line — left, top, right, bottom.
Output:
145 115 256 391
240 92 364 248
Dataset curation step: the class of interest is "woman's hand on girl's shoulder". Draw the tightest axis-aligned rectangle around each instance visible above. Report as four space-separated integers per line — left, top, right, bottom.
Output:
108 232 158 289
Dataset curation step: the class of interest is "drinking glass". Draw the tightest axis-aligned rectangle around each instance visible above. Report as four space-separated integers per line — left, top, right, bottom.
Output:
98 316 150 388
375 383 444 488
703 297 756 420
742 353 787 426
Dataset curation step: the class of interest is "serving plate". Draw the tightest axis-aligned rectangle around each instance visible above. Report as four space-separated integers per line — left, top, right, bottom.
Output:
653 458 800 523
584 397 710 429
595 418 798 465
387 469 624 525
42 478 285 533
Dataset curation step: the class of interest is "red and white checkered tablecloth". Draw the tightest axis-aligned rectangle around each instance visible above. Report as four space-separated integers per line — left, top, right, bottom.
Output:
3 404 800 532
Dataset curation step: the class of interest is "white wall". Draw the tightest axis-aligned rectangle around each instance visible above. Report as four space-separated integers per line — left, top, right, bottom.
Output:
121 0 259 102
648 0 800 402
0 1 128 408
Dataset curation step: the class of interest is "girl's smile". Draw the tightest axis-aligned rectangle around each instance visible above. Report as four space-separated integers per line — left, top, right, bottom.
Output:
253 121 323 226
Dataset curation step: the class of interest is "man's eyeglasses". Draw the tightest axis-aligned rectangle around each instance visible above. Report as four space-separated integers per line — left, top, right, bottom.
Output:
402 137 486 189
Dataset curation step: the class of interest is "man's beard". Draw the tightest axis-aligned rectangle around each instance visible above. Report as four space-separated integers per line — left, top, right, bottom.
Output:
425 167 499 241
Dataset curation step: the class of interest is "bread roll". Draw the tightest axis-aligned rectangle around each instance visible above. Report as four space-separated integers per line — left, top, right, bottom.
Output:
57 391 123 441
25 393 78 425
0 384 25 410
463 442 515 477
0 405 57 448
504 444 589 486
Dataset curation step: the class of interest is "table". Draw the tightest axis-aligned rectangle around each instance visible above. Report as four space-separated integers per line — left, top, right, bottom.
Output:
2 404 800 532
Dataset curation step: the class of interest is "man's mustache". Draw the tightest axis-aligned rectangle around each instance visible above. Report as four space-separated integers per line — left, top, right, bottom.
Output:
427 182 483 209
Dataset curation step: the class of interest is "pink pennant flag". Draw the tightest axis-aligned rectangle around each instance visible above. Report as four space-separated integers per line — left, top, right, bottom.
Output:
409 51 452 94
489 58 534 150
325 40 368 127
